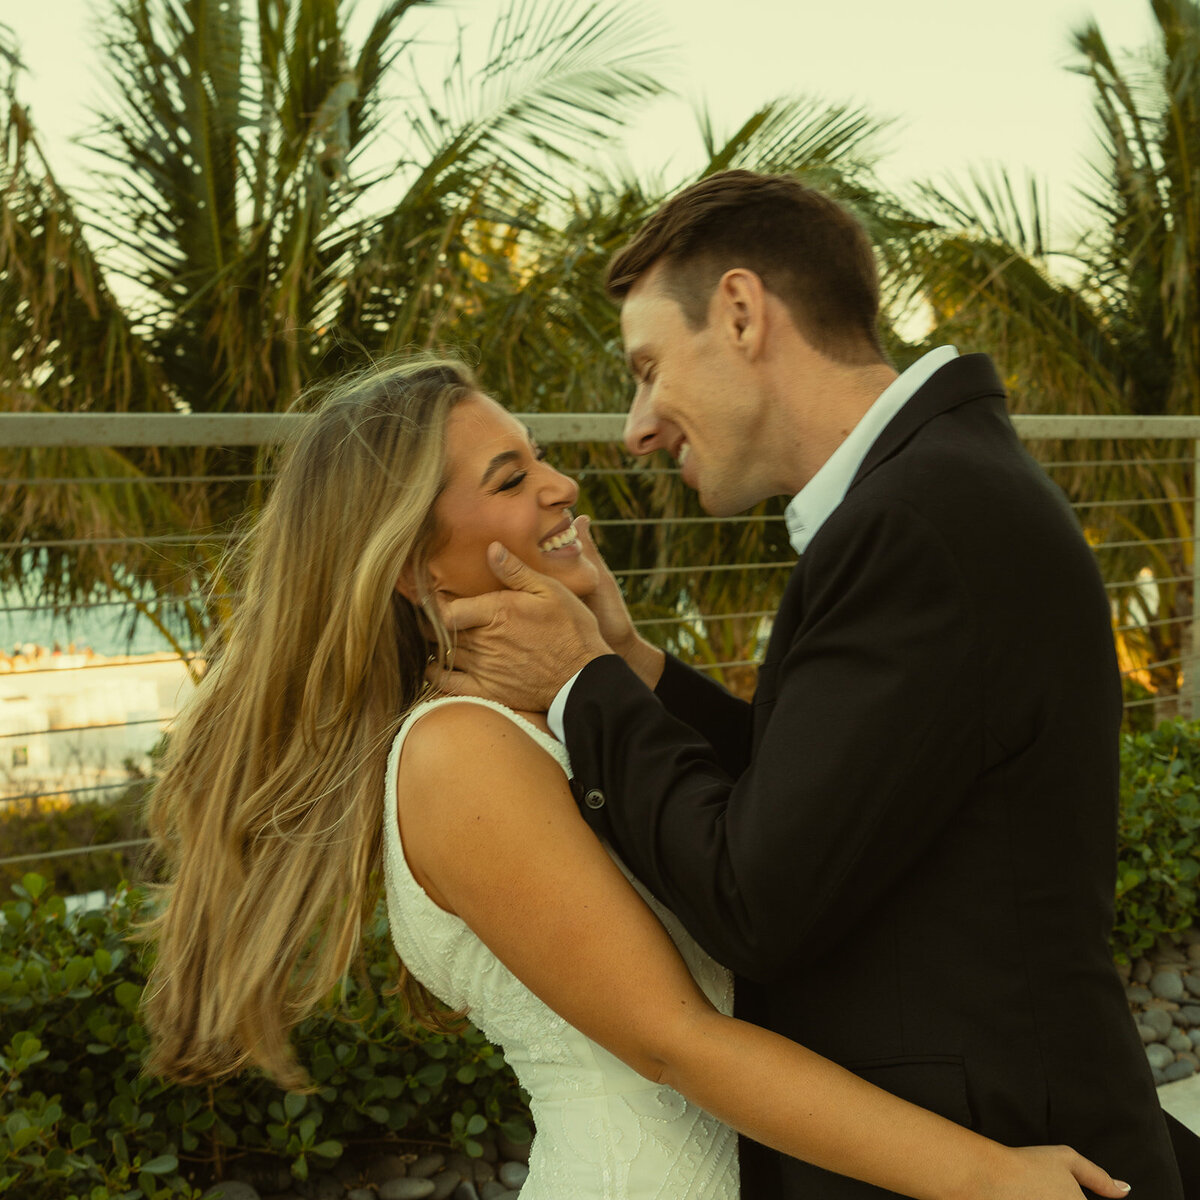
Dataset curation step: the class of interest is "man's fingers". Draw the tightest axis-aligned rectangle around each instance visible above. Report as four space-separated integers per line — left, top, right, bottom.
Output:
438 592 501 633
576 514 603 567
487 542 553 593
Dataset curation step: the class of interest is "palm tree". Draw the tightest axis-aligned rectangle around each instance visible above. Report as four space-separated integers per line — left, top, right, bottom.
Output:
2 0 904 687
898 0 1200 717
0 0 668 653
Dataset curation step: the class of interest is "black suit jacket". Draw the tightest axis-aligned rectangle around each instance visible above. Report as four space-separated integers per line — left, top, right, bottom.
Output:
564 355 1184 1197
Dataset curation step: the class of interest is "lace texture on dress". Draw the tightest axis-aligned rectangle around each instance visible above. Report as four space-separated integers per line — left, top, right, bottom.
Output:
382 696 738 1199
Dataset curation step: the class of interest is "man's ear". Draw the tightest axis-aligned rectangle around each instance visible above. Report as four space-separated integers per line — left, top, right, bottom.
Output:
715 268 768 357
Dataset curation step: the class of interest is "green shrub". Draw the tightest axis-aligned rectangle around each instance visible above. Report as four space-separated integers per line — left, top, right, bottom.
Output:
0 787 150 898
1114 719 1200 959
0 875 530 1199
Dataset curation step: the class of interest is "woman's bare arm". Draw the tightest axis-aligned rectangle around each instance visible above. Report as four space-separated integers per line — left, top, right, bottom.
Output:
395 705 1128 1200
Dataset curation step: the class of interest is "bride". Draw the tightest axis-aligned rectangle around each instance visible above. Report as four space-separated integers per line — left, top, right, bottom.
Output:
141 357 1130 1199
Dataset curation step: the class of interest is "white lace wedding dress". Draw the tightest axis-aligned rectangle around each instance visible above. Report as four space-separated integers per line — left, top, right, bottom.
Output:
383 696 739 1199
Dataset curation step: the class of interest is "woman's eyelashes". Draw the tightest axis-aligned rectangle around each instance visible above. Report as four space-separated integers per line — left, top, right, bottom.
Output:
493 446 548 493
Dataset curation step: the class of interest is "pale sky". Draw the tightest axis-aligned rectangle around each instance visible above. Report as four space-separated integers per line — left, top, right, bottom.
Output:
4 0 1163 246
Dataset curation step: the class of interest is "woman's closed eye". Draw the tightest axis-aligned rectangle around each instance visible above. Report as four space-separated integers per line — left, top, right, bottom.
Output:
494 446 548 492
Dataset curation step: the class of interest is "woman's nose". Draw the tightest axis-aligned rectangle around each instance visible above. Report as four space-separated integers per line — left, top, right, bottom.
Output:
541 462 579 506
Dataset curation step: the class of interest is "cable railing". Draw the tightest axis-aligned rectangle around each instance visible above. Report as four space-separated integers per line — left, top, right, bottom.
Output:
3 410 1200 870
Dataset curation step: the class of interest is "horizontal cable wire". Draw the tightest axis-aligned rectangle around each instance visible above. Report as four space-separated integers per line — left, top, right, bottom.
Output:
633 609 775 628
0 652 203 677
1041 457 1193 470
590 514 784 527
1114 615 1194 634
0 781 136 805
1 533 233 551
0 838 151 866
0 715 170 742
1071 496 1195 510
1092 536 1190 552
1106 574 1192 591
0 597 206 615
1121 656 1184 677
0 474 273 487
615 561 794 578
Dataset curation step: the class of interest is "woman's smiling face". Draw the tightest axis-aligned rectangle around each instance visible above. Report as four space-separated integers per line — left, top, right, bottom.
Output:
423 393 598 600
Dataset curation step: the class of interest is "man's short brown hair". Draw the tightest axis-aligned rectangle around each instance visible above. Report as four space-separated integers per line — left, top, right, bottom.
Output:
606 170 884 364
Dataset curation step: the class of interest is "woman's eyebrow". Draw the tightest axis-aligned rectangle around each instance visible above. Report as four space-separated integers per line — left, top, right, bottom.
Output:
480 449 522 486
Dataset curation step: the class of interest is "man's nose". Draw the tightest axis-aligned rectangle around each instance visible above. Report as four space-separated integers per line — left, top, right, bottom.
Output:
623 391 662 456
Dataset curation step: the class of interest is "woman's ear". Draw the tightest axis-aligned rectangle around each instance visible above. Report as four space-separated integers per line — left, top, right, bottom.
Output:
395 565 421 604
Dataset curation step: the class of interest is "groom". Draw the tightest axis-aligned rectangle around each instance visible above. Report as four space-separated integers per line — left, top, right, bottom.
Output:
436 170 1188 1195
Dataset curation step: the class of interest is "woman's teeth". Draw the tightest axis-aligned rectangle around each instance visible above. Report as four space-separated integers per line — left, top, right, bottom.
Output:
678 443 690 467
540 524 579 552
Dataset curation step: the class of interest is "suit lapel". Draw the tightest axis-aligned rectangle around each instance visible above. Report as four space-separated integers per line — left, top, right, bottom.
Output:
751 354 1007 727
849 353 1007 492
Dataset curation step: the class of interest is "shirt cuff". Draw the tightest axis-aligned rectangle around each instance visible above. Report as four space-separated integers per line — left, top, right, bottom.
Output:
547 669 585 743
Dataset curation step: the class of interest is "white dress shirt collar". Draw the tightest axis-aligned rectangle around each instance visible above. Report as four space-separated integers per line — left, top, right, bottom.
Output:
783 346 960 556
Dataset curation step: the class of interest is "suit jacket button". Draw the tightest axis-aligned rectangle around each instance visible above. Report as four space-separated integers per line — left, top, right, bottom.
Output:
583 788 605 810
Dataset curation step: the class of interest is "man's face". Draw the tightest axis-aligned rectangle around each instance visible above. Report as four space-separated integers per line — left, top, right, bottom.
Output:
620 263 768 516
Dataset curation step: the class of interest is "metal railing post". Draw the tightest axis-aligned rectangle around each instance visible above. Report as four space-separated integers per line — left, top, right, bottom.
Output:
1191 438 1200 721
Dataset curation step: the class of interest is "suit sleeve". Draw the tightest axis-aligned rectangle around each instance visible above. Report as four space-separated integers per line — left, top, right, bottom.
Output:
563 499 982 982
653 652 753 779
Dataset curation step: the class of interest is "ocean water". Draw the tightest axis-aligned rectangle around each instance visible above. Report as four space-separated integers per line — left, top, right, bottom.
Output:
0 589 197 658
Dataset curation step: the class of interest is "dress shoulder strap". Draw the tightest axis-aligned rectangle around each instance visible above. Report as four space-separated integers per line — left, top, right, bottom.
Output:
393 695 572 779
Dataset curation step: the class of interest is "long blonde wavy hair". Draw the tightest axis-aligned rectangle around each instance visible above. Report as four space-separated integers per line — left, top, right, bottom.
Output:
139 358 478 1089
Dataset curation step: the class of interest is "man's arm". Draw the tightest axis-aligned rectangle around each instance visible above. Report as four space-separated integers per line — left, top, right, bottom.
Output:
563 499 982 981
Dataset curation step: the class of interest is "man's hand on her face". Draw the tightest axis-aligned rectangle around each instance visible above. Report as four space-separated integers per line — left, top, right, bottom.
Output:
573 516 664 690
430 541 613 712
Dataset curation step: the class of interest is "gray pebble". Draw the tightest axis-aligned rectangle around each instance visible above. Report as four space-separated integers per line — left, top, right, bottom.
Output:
1154 1065 1168 1085
1188 1029 1200 1048
498 1162 528 1190
1185 973 1200 998
411 1156 446 1180
380 1180 436 1200
1126 985 1153 1005
1165 1058 1199 1083
497 1136 532 1166
365 1156 411 1184
445 1156 474 1180
1138 1022 1160 1044
479 1184 508 1200
1179 1005 1200 1026
204 1186 262 1200
473 1161 496 1185
1152 970 1187 1001
1147 1043 1176 1070
430 1174 463 1200
1143 1008 1175 1039
454 1184 481 1200
1134 957 1154 984
1167 1028 1192 1053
